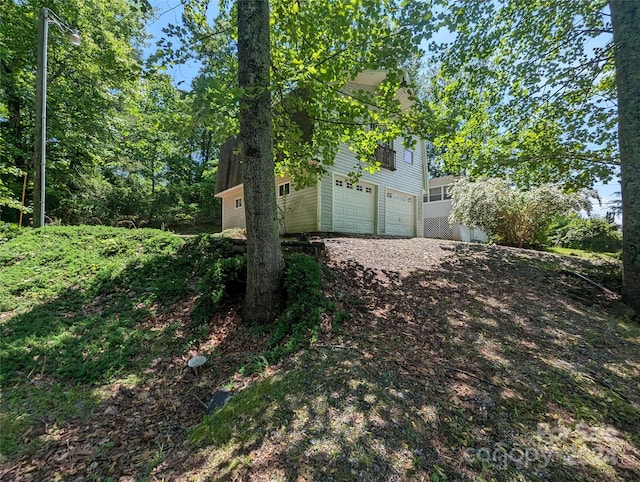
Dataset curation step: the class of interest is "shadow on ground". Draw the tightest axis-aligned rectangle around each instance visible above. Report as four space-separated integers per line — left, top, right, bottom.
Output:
185 240 639 481
1 239 638 481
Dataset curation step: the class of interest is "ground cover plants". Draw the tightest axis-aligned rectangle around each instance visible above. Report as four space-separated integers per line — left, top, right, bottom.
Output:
1 230 638 481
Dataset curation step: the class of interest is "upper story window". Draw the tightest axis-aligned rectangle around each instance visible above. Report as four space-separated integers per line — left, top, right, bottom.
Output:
235 198 243 208
375 142 396 170
278 182 290 197
404 149 414 164
425 185 452 203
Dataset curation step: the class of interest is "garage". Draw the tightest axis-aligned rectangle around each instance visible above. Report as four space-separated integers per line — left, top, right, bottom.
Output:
333 176 376 233
385 189 415 236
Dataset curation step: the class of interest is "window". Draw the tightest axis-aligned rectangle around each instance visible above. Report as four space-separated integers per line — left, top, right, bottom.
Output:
425 185 453 202
429 187 442 202
365 187 372 193
375 142 396 170
278 182 290 197
235 198 243 208
356 185 363 192
404 149 414 164
346 182 353 189
335 179 343 187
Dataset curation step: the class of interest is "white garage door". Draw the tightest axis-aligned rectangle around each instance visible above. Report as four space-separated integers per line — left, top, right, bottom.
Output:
386 189 415 236
333 176 376 233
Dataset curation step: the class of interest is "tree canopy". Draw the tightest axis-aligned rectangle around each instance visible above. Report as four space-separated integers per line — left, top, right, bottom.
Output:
0 0 219 227
154 0 437 186
424 0 617 190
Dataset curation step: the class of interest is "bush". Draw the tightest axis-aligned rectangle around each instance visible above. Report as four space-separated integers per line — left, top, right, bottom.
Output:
0 223 23 243
548 215 622 252
266 254 332 363
449 178 591 248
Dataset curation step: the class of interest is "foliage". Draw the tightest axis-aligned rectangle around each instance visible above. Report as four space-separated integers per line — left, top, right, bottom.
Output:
0 222 24 243
154 0 436 187
449 178 591 248
188 235 247 326
0 228 243 387
548 215 622 253
191 371 306 447
0 0 149 217
424 0 616 190
266 254 332 363
0 1 221 228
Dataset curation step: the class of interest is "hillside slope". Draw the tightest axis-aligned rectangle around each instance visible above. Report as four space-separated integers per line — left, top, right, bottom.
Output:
1 232 638 481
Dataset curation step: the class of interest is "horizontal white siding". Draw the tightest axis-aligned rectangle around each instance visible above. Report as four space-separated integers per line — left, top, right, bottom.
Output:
424 200 453 218
275 174 317 233
220 186 246 230
321 139 424 236
319 170 333 231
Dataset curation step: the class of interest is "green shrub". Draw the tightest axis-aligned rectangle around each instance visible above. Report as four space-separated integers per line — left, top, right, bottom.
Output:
0 222 23 243
266 254 332 363
548 215 622 252
449 178 591 248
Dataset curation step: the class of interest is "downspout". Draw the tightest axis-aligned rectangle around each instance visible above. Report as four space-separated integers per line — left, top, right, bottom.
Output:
422 139 429 238
422 139 429 198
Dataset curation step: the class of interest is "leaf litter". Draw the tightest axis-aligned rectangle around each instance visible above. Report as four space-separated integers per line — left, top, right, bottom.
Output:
1 237 638 481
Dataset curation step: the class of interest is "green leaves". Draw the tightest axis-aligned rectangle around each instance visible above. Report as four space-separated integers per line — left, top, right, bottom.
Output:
156 0 434 187
425 0 616 189
449 178 592 248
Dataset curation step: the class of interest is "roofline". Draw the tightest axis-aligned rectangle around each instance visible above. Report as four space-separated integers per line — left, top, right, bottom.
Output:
214 184 244 198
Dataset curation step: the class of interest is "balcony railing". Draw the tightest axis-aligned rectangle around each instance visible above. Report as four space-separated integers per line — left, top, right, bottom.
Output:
374 144 396 171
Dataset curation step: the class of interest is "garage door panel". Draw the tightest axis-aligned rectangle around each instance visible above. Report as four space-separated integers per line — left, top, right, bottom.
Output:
386 189 415 236
334 176 375 234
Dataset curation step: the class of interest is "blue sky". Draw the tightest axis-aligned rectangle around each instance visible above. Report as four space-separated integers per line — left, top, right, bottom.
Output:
145 1 621 219
145 0 205 87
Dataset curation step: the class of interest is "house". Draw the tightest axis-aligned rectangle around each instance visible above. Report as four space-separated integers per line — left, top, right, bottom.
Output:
215 71 427 237
423 175 488 242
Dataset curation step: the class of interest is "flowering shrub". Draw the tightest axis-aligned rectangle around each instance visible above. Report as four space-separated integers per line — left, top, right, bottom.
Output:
449 178 591 248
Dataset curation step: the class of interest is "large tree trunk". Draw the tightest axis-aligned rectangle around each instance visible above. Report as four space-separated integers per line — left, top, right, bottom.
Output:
611 1 640 310
237 0 284 323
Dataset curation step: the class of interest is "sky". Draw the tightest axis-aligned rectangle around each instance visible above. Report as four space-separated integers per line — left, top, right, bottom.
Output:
145 0 205 87
144 1 622 220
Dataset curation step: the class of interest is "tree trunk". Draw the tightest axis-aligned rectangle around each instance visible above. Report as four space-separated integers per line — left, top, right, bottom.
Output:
611 1 640 310
237 0 284 323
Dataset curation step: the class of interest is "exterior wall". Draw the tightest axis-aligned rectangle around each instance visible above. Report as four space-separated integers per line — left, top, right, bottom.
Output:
220 185 246 230
275 173 318 233
319 171 333 232
218 137 426 237
320 139 424 236
423 176 488 242
424 199 453 218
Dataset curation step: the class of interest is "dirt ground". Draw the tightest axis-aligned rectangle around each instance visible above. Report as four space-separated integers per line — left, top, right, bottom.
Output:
2 238 638 481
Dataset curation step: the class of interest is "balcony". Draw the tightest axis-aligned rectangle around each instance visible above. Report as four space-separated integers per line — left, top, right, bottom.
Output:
374 144 396 171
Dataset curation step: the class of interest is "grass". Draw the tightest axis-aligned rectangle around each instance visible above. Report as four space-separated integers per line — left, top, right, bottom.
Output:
545 246 620 260
1 230 638 480
0 226 246 463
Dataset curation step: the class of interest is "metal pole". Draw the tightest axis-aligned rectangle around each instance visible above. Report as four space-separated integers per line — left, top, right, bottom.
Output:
33 7 49 228
19 172 28 227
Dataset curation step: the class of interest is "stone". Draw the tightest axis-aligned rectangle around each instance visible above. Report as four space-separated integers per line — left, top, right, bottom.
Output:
206 389 231 413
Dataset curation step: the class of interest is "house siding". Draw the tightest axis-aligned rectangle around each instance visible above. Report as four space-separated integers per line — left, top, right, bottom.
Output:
217 137 426 237
221 186 246 230
319 170 333 231
423 176 487 242
320 140 424 235
275 174 317 233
